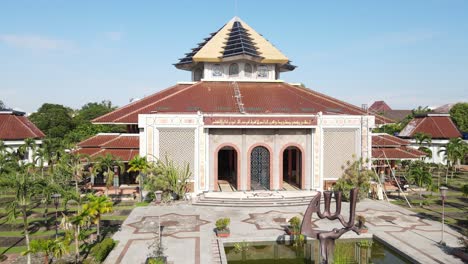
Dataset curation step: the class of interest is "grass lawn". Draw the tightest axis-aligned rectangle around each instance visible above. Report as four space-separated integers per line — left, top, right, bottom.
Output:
390 169 468 234
0 195 142 258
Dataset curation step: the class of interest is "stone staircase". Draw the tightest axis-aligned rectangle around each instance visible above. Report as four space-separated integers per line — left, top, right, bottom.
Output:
192 191 317 207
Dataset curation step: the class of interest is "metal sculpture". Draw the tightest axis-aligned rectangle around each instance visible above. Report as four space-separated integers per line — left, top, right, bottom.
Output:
300 188 360 264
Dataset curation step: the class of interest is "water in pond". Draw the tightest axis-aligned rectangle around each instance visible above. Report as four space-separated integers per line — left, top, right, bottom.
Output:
224 239 411 264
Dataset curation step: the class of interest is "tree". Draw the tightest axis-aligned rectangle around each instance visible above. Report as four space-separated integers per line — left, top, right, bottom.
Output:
0 168 47 264
438 138 467 180
74 101 116 124
60 209 91 262
94 153 124 195
127 155 150 201
450 102 468 133
150 156 192 200
408 165 432 206
334 156 375 201
22 238 69 264
412 106 431 116
0 100 5 110
413 132 432 159
29 103 75 139
83 194 113 240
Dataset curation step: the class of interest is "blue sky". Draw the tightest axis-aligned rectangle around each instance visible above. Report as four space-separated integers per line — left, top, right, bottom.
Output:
1 0 467 113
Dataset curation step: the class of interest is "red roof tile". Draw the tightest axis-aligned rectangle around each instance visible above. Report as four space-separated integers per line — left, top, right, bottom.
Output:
0 112 45 140
399 115 461 139
372 134 410 147
101 135 139 149
92 81 392 125
77 134 120 148
73 147 102 157
369 101 392 112
93 84 191 124
75 133 139 162
91 149 139 162
372 148 424 160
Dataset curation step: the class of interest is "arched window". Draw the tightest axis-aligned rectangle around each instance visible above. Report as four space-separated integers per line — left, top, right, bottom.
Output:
244 63 253 77
229 63 239 77
257 65 268 78
212 64 223 77
194 68 203 81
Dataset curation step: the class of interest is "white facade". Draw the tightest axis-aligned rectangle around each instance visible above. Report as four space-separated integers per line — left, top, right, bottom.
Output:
138 112 375 193
193 62 279 81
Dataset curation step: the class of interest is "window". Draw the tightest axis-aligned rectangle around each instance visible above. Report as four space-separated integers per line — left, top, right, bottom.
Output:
212 64 223 77
229 63 239 77
194 68 203 81
244 63 253 77
257 65 268 78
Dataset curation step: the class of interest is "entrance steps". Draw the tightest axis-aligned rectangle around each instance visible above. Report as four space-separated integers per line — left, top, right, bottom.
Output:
192 191 317 207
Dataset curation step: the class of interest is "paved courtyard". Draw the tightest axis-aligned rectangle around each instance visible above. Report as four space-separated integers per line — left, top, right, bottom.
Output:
105 199 465 264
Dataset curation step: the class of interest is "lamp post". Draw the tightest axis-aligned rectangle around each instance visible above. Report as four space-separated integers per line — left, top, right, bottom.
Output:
439 186 448 245
51 193 61 239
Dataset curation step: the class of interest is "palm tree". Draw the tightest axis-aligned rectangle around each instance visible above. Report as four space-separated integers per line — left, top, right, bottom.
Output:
22 238 69 264
60 209 90 263
413 132 432 159
94 153 124 196
83 194 113 240
127 155 150 201
33 146 48 179
438 138 468 180
0 168 47 264
408 166 432 206
18 138 37 163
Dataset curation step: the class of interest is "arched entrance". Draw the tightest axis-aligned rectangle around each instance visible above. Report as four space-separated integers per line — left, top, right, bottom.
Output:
217 146 238 191
250 146 270 190
282 146 302 190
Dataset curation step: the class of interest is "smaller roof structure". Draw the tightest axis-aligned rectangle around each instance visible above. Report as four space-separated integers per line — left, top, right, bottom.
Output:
75 133 139 162
0 110 45 140
369 101 392 112
175 16 295 71
398 114 462 139
372 133 426 160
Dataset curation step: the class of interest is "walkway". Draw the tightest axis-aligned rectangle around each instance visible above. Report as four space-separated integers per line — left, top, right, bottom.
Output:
105 199 464 264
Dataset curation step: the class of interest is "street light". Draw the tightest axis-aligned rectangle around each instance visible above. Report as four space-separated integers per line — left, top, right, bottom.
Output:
439 186 448 245
51 193 61 239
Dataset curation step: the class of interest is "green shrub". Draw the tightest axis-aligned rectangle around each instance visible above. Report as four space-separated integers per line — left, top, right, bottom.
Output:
215 218 230 231
288 216 301 232
462 184 468 198
334 156 374 201
147 257 165 264
90 238 116 263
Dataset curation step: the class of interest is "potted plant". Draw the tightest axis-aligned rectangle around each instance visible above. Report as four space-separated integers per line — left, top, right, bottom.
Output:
215 218 231 237
356 215 368 233
285 216 301 236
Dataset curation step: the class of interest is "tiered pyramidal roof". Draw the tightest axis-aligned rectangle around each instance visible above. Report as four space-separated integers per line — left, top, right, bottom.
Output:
175 17 295 70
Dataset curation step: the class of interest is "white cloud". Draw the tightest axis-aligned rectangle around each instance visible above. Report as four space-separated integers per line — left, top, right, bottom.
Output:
104 31 123 41
0 34 74 51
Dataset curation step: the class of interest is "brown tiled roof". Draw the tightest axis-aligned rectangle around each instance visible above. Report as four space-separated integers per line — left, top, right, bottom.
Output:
380 110 412 123
0 112 45 140
77 134 121 148
74 133 139 162
90 149 139 162
372 134 410 147
101 135 139 149
399 115 461 139
372 133 426 160
372 148 424 160
92 81 392 125
369 101 392 112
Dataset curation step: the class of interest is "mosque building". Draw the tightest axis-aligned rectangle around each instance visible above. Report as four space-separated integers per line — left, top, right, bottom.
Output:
77 17 393 193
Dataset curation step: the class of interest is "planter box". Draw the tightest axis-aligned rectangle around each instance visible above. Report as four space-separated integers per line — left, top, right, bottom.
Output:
216 229 230 238
145 256 167 264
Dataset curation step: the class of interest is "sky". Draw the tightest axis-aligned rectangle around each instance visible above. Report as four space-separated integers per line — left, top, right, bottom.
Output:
0 0 467 113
